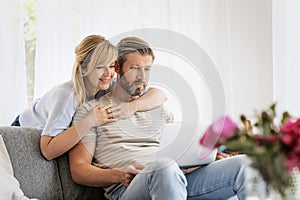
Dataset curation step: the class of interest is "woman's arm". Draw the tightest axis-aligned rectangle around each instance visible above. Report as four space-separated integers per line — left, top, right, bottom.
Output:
132 87 167 111
40 104 116 161
41 88 166 160
111 87 167 119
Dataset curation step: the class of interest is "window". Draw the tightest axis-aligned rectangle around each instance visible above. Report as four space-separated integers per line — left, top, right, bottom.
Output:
23 0 38 105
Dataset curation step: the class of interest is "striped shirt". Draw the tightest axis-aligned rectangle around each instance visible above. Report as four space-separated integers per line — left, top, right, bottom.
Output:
72 92 173 197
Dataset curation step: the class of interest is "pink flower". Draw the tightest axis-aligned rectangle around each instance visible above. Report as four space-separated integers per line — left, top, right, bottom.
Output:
280 118 300 171
199 116 238 148
281 134 293 146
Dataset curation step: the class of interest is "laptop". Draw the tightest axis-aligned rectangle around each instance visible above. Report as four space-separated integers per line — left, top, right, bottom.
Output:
157 122 217 168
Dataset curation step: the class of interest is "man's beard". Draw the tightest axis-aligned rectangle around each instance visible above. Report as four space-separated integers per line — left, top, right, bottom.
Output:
119 75 146 96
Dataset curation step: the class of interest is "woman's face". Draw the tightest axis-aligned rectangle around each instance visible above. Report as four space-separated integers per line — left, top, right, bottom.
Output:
85 62 116 94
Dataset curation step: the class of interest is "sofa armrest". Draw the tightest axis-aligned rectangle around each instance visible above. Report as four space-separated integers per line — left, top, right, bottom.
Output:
0 126 64 199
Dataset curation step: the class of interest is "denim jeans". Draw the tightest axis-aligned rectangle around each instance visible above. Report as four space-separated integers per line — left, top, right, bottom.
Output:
110 155 245 200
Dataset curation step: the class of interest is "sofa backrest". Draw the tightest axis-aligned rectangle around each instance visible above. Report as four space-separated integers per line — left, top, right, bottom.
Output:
0 126 83 199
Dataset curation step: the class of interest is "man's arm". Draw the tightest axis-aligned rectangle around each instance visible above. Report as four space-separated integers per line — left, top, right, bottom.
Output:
69 142 137 187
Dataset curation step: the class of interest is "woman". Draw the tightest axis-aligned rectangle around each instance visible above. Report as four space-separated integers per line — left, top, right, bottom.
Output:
12 35 166 161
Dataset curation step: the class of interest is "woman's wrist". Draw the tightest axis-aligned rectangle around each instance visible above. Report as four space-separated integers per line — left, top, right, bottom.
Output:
76 114 96 134
129 100 139 113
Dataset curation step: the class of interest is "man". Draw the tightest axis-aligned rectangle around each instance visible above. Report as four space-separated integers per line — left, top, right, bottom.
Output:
69 37 245 200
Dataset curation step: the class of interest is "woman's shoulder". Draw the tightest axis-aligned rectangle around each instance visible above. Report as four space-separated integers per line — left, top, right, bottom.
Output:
55 81 74 92
48 81 75 98
37 81 76 109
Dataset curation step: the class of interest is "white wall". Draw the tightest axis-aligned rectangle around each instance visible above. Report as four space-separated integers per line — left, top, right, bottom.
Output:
226 0 273 120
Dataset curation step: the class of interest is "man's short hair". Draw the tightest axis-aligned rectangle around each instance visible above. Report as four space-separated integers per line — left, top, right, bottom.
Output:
117 37 155 68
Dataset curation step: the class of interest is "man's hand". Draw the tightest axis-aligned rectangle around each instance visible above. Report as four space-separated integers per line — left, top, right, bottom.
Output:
216 151 240 160
216 151 234 160
182 166 200 174
115 163 145 186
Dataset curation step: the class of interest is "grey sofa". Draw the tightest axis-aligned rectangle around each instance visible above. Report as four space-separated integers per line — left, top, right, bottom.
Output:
0 126 105 200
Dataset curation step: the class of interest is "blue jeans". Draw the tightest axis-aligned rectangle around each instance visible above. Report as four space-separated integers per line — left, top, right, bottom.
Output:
110 156 245 200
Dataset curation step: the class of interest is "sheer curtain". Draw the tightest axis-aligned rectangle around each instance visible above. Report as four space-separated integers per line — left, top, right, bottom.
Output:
0 0 27 125
34 0 80 98
226 0 273 118
273 1 300 195
273 0 300 117
34 0 273 122
0 0 273 125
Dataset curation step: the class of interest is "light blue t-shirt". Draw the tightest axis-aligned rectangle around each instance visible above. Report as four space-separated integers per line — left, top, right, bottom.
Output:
19 80 114 137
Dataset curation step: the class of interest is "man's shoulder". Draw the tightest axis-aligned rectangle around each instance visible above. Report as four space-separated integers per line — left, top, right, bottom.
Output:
78 99 98 113
85 99 98 107
96 92 113 105
83 92 112 108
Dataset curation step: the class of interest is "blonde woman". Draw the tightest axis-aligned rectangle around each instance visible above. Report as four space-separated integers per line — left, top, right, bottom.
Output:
12 35 166 161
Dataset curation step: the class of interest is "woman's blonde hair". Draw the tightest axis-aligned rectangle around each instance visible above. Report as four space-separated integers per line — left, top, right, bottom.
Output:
72 35 117 107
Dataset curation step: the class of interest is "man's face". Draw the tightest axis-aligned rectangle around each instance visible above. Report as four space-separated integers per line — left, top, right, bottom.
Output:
119 52 153 96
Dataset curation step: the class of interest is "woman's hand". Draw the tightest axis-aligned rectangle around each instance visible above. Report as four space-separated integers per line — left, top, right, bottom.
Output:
110 101 138 120
87 104 118 127
215 151 231 160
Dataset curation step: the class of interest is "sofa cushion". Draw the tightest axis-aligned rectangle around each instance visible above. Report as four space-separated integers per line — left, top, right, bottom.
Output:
57 150 107 200
0 126 107 200
0 126 64 199
57 153 83 199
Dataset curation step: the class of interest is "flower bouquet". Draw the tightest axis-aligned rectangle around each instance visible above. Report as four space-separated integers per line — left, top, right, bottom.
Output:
200 104 300 199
